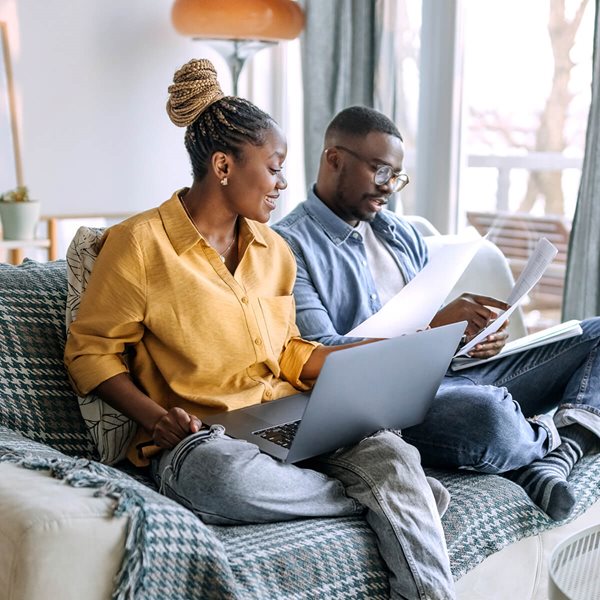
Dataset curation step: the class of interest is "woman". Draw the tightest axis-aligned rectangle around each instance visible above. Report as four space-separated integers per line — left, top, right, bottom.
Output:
64 58 455 600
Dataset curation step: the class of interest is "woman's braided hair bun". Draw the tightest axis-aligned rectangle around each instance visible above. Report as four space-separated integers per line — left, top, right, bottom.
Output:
166 58 224 127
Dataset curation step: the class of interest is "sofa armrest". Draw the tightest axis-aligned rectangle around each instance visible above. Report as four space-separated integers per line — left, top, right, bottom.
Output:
0 462 127 600
0 425 237 600
402 214 442 237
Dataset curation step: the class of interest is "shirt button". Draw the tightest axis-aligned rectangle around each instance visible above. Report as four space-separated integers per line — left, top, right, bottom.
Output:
370 293 377 300
254 338 262 346
264 389 272 398
352 232 360 239
362 260 367 266
241 296 249 304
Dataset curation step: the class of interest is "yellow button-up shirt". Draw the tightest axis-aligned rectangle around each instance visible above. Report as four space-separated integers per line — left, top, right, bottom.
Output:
64 191 319 464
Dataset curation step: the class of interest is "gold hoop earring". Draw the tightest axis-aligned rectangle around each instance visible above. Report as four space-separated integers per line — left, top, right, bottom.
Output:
220 177 228 186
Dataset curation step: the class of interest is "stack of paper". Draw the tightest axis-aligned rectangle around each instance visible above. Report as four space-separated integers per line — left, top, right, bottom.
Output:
345 234 570 372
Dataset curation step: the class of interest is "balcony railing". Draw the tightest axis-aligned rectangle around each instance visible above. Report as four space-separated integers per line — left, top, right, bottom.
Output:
466 152 583 213
463 151 583 330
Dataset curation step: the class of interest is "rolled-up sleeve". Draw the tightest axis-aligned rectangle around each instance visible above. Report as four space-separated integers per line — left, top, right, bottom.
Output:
279 335 321 390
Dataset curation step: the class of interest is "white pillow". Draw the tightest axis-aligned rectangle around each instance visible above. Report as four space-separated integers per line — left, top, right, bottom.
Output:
65 226 137 464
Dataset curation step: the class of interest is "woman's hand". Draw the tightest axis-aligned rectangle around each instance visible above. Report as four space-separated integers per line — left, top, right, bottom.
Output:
151 407 203 449
93 374 203 451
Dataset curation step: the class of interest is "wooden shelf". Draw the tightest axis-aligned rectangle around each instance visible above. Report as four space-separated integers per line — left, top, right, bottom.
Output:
0 239 52 265
1 214 132 265
0 239 51 249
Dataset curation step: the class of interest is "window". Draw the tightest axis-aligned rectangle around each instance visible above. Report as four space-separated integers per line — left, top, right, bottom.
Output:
460 0 593 330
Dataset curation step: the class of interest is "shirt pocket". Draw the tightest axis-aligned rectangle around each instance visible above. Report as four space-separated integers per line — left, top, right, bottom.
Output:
257 295 295 357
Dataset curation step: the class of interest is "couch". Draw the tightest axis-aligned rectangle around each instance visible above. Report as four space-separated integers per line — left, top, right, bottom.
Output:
1 236 600 599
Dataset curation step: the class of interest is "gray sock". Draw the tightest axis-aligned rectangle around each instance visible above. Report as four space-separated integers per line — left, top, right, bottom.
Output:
506 424 596 521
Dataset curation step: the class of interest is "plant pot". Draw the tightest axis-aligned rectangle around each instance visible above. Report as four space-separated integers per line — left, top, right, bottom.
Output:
0 201 41 241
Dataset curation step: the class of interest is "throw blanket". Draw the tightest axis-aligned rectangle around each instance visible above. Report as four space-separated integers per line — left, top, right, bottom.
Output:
2 426 600 599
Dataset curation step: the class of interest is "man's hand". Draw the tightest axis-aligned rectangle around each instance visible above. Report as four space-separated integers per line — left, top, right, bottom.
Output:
430 293 510 340
466 320 509 359
151 407 203 449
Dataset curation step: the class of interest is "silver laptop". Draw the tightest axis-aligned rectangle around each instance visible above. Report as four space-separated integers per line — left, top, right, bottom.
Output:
204 321 466 463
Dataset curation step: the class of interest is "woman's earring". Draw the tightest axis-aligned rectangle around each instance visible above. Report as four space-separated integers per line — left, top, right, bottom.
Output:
220 177 228 186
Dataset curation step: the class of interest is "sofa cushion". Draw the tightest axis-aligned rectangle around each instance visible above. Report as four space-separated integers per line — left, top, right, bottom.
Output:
0 260 96 458
65 226 137 464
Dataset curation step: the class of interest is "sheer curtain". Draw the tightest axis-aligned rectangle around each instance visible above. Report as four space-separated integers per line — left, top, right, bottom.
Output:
563 1 600 320
300 0 377 186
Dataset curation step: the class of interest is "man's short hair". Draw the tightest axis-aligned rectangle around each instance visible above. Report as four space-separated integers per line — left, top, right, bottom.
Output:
325 106 403 142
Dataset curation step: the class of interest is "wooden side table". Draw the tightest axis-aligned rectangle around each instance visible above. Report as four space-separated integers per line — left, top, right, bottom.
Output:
0 239 53 265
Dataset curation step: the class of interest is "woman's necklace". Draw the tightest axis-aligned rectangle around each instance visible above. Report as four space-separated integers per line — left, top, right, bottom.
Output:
180 196 237 262
218 231 237 262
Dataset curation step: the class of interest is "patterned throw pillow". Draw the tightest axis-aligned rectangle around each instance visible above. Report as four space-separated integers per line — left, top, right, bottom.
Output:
66 226 137 464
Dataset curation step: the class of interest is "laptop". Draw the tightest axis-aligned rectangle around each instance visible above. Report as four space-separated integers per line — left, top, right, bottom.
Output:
204 321 466 463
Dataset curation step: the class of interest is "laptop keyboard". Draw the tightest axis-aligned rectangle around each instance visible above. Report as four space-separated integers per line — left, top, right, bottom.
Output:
254 420 301 449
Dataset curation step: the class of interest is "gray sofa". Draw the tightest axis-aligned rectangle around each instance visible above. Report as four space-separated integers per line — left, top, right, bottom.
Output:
1 258 600 600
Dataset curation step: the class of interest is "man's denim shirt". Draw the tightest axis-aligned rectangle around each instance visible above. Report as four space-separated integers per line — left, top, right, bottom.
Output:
273 188 428 346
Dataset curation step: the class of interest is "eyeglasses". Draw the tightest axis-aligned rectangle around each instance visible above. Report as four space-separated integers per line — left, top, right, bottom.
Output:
332 145 410 193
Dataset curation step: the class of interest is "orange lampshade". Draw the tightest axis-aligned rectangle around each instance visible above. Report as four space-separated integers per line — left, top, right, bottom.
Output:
171 0 305 42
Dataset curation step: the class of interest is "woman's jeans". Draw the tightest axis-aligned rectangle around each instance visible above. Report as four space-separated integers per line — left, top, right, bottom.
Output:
403 317 600 473
152 427 455 600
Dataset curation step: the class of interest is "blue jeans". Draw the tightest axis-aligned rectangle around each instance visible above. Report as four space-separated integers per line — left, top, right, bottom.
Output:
152 427 455 600
403 318 600 473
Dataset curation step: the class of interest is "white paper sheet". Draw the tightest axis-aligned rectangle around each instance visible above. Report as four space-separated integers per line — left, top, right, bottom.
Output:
454 237 558 357
506 237 558 306
346 235 483 338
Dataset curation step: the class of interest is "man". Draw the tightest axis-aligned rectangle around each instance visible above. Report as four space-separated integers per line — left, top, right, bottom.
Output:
274 105 600 522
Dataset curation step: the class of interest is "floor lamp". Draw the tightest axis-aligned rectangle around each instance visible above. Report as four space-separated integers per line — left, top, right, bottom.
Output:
171 0 305 96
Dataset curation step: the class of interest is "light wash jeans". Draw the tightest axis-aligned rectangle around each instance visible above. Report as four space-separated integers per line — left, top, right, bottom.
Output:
403 318 600 473
152 427 455 600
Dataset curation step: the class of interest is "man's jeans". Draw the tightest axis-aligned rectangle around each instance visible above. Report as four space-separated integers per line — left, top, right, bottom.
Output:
403 317 600 473
152 427 455 600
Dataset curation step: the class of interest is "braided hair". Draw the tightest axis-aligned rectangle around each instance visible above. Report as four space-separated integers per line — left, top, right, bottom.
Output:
167 58 275 180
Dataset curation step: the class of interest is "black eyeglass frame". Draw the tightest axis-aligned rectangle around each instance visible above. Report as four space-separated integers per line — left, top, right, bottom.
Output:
331 145 410 193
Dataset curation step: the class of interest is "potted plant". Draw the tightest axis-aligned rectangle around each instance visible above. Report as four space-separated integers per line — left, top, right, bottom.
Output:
0 186 41 241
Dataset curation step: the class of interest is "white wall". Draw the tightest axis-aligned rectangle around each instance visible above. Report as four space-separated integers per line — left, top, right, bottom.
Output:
1 0 302 219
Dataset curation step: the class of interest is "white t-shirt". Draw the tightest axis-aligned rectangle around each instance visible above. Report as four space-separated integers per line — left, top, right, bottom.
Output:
354 220 405 306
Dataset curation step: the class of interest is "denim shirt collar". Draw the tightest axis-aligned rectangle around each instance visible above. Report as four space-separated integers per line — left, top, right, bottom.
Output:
305 187 398 246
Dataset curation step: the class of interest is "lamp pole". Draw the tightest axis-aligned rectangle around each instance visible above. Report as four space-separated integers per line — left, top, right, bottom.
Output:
200 39 276 96
171 0 304 95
